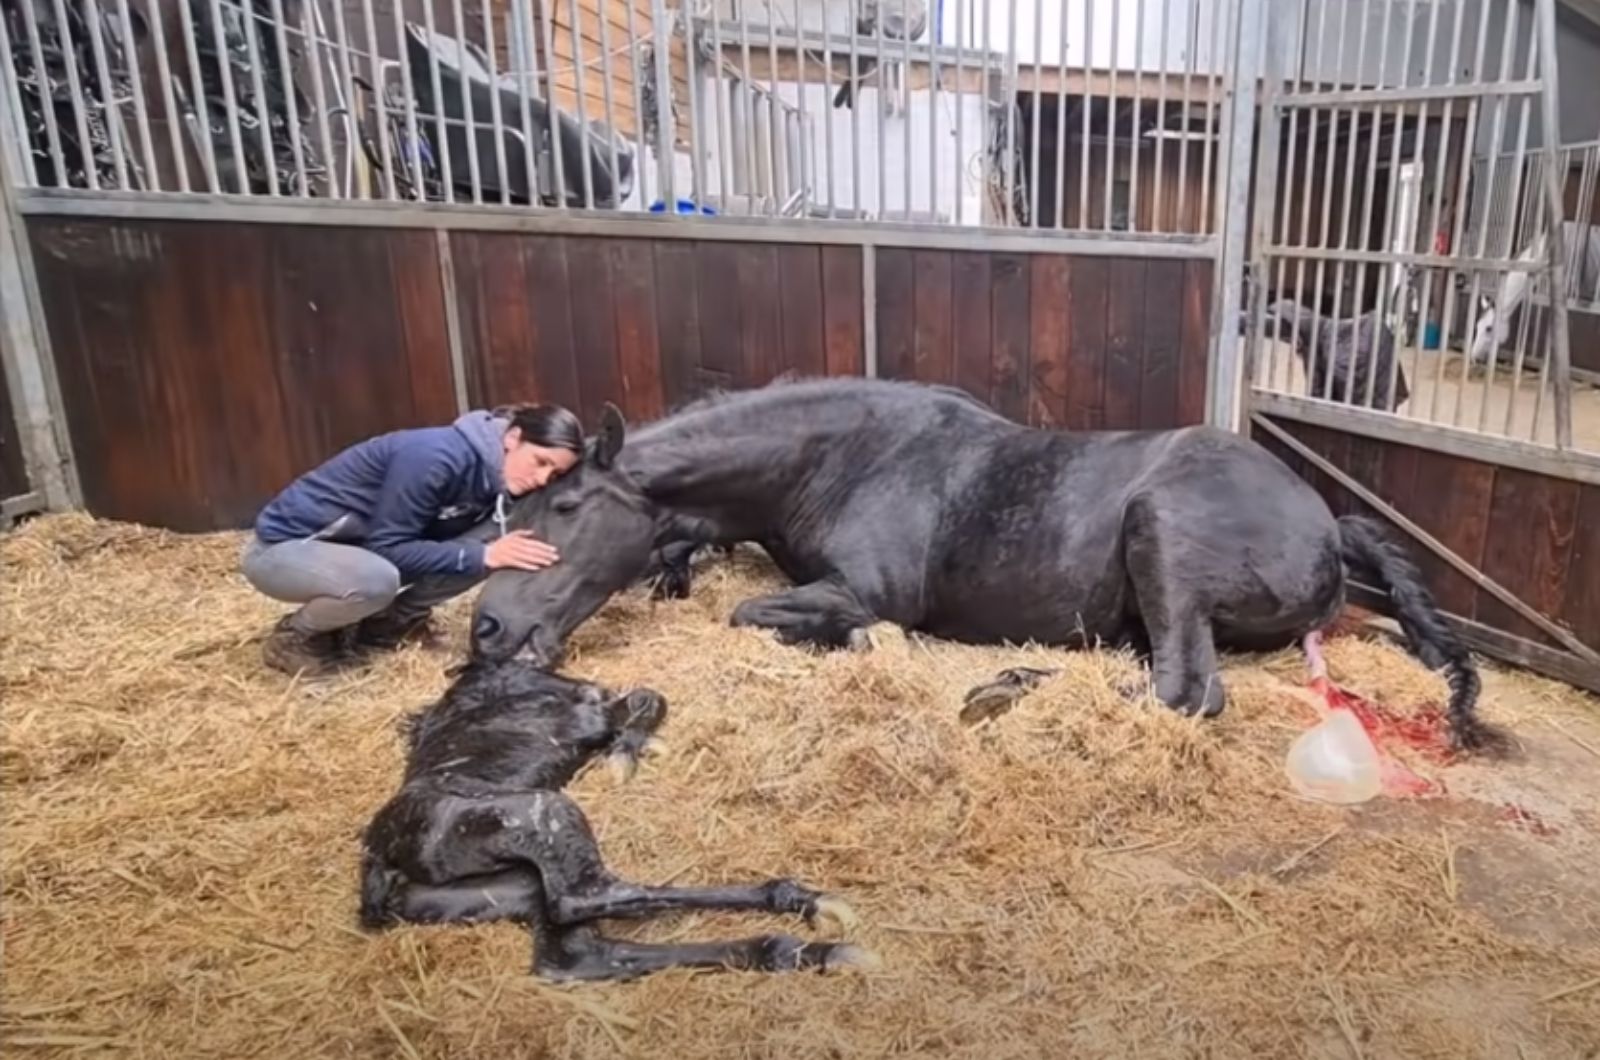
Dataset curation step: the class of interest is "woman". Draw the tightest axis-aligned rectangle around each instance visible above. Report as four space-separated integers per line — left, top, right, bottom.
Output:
241 403 584 678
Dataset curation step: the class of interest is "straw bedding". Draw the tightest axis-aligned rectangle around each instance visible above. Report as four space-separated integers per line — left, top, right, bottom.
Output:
3 512 1599 1058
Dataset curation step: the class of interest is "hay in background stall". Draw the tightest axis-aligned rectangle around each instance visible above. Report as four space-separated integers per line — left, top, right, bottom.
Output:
3 513 1599 1059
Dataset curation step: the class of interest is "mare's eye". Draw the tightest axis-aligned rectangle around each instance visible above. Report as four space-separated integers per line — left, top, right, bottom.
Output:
553 496 581 514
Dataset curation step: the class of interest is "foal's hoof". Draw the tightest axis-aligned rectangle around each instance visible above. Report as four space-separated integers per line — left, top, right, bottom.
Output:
606 738 667 783
847 627 877 653
959 666 1060 726
822 944 883 973
806 895 861 935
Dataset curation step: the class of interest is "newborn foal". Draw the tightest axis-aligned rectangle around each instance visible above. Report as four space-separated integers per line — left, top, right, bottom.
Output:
358 658 871 981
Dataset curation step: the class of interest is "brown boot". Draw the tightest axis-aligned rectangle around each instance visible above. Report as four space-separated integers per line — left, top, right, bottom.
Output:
262 615 355 678
353 607 445 653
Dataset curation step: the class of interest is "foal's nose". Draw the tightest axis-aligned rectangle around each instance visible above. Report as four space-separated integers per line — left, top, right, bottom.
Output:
471 612 506 655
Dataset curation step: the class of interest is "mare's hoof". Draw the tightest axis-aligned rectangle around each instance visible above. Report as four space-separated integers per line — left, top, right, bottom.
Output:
806 895 861 935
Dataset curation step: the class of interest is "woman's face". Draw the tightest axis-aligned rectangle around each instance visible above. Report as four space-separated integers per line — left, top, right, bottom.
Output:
502 428 580 495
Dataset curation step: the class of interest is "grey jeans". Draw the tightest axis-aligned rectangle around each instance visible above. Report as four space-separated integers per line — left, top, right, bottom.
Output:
241 517 497 634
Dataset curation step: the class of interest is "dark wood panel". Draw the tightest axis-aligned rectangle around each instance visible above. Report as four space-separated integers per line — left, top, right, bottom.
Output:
610 239 666 420
874 247 915 383
1104 258 1146 430
566 238 624 424
988 254 1032 422
693 241 743 390
820 246 864 377
1561 486 1600 648
653 241 702 410
777 245 827 381
734 244 783 387
950 252 993 402
0 345 28 500
911 251 954 387
1064 257 1108 429
1404 447 1496 618
1177 260 1211 426
1028 255 1070 428
1476 469 1581 646
33 218 453 531
1140 260 1184 430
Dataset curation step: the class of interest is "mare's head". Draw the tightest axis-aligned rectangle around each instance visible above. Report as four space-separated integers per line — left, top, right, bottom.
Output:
470 404 657 667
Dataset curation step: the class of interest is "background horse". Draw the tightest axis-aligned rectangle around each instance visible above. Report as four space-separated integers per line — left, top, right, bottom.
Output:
469 381 1501 753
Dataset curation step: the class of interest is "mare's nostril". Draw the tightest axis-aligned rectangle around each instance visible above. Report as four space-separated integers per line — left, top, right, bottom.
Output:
473 613 503 644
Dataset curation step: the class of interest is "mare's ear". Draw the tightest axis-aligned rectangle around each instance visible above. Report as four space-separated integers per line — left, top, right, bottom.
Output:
593 402 627 470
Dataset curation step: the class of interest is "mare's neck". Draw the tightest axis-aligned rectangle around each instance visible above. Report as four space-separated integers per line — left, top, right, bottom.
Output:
619 408 812 515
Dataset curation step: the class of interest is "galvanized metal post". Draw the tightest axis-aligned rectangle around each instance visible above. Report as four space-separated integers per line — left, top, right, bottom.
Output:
1534 0 1575 449
1240 0 1289 411
1207 0 1265 433
0 110 77 510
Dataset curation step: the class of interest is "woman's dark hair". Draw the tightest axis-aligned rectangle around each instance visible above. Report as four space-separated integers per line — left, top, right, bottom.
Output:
496 403 585 455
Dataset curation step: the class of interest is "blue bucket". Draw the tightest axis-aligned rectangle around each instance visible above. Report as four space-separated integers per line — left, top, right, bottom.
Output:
1422 322 1441 350
649 199 717 216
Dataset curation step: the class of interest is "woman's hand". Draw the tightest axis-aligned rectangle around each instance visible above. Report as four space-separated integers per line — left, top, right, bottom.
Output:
485 531 560 571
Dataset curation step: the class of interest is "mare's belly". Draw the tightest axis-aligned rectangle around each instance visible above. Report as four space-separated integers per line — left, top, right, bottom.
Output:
918 541 1129 647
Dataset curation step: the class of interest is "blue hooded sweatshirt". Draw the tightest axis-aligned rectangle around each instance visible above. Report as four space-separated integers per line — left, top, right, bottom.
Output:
252 410 510 580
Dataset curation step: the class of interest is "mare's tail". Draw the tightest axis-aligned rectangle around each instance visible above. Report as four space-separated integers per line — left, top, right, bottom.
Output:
1335 514 1506 754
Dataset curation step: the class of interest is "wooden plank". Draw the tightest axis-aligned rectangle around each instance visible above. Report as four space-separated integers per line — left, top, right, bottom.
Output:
950 252 992 402
653 240 702 410
911 250 954 386
989 253 1032 422
694 241 743 391
1475 468 1582 646
874 247 915 383
1404 448 1496 618
565 237 624 422
610 238 666 420
1560 486 1600 650
1140 259 1184 429
389 232 457 424
519 234 583 412
734 244 783 386
820 246 864 377
777 245 827 380
1177 259 1210 425
1064 256 1108 429
0 341 27 499
1341 433 1387 521
1027 255 1070 428
1104 258 1146 430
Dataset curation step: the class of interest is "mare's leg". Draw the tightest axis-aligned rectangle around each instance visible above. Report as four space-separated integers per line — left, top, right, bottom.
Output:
729 580 877 649
532 922 874 983
1121 496 1226 718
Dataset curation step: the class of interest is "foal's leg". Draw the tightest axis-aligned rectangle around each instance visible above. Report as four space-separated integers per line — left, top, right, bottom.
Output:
532 922 876 983
729 580 877 649
1121 497 1226 718
601 688 667 782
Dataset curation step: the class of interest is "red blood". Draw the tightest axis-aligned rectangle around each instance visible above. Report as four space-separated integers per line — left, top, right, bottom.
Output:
1305 677 1449 798
1497 804 1559 837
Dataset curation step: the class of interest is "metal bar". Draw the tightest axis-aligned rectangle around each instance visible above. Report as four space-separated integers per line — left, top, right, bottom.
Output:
903 0 915 220
264 0 306 195
203 0 248 193
1027 0 1042 227
649 0 674 209
595 0 623 209
1278 81 1545 108
14 183 1227 252
820 0 835 216
1078 0 1091 229
1209 0 1262 431
1399 0 1443 423
565 0 596 209
792 0 807 215
1128 0 1143 231
50 0 98 189
1050 0 1068 228
538 0 567 207
736 9 757 214
297 0 334 197
446 0 478 203
880 0 891 219
1264 0 1312 393
380 0 418 199
1197 0 1225 234
847 0 861 217
355 0 391 197
482 0 512 206
1104 0 1118 231
512 0 536 206
1503 240 1539 438
953 0 965 224
324 0 359 197
1309 0 1351 402
1283 0 1332 396
150 0 192 191
1248 0 1288 394
114 0 159 189
1372 0 1420 413
1251 412 1600 664
1331 0 1376 408
171 0 216 192
0 4 38 187
240 0 280 195
622 0 647 209
862 241 877 375
16 0 66 187
1534 0 1575 448
1149 0 1170 232
1173 0 1193 231
928 0 938 225
680 0 703 208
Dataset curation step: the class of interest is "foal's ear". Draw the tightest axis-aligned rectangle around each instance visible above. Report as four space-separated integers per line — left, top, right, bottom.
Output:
593 402 627 469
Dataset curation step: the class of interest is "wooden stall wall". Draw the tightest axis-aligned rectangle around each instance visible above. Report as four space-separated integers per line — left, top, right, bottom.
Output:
0 349 31 504
28 219 457 531
1254 417 1600 687
874 250 1211 429
449 233 864 423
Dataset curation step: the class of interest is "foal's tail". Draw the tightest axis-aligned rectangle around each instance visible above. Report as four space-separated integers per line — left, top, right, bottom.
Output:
1335 514 1505 754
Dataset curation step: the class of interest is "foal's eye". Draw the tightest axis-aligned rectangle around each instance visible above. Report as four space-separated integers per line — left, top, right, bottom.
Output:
552 496 581 515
